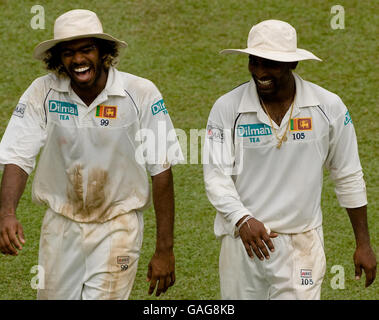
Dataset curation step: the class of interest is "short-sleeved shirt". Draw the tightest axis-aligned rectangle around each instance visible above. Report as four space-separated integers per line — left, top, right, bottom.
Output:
203 72 367 237
0 67 183 223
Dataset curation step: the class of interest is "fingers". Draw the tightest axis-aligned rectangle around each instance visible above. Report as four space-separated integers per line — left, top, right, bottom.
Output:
243 238 273 260
17 224 25 245
155 276 166 297
250 241 265 260
262 234 276 254
147 258 175 296
148 273 175 296
355 264 376 288
243 241 255 259
0 228 18 255
365 269 376 288
256 239 270 260
354 259 377 287
362 264 377 288
8 227 23 251
240 220 276 260
146 263 152 282
147 263 157 295
148 276 158 295
354 264 362 280
168 271 175 288
0 219 25 255
159 273 175 296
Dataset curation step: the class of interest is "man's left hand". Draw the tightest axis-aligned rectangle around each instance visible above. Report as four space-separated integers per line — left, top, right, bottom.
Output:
147 249 175 296
353 245 377 287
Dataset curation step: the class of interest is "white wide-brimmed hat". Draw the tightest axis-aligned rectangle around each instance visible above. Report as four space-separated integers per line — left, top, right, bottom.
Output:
33 9 127 60
220 19 321 62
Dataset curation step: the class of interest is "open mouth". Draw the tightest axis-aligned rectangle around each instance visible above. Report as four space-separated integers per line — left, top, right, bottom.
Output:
72 66 93 83
256 78 274 90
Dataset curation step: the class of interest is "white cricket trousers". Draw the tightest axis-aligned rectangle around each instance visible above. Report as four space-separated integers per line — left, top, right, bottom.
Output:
219 227 326 300
37 209 143 300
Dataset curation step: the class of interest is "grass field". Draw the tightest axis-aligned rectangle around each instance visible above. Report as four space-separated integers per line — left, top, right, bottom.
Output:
0 0 378 300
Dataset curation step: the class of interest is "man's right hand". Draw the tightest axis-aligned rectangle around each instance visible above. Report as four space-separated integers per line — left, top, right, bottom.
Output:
237 215 278 260
0 214 25 256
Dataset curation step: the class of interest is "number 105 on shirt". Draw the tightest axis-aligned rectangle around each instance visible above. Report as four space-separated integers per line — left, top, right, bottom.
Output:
292 132 305 140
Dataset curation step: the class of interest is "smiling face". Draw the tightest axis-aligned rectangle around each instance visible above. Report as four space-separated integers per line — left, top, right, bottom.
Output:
59 38 106 91
248 55 297 99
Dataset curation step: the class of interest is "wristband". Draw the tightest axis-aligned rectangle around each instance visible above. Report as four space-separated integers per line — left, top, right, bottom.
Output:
234 215 254 238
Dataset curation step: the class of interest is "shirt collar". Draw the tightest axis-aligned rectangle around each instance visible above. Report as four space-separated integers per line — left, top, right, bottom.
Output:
237 72 320 113
50 67 126 97
103 67 127 97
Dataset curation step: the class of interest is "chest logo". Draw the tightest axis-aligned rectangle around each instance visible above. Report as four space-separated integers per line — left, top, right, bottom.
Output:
96 105 117 119
237 123 272 137
290 118 312 131
49 100 78 116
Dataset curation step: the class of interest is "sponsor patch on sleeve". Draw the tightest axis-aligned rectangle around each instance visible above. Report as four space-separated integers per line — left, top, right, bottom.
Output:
344 111 352 126
151 99 167 116
206 124 224 142
13 103 26 118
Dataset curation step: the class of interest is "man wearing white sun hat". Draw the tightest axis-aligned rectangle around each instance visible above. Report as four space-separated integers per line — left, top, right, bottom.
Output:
203 19 376 299
0 9 182 299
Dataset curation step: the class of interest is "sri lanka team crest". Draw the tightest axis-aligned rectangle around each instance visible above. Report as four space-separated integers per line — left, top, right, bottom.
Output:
96 105 117 119
290 118 312 131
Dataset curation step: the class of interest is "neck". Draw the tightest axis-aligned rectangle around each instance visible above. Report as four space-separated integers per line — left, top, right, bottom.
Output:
71 67 108 106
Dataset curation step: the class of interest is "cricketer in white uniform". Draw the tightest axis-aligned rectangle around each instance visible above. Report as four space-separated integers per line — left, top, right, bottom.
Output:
203 20 376 299
0 10 182 299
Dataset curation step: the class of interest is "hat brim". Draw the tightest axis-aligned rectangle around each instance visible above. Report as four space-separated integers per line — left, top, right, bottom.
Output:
220 47 322 62
33 33 127 60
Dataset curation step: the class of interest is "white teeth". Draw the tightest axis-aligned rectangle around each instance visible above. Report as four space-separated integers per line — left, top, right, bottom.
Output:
257 79 273 85
74 66 90 73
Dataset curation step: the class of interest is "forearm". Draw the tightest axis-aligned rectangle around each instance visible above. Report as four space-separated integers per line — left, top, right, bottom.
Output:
203 166 251 226
151 168 175 252
346 205 371 247
0 164 28 216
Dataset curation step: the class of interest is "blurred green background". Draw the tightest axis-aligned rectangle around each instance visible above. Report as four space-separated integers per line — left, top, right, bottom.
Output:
0 0 377 300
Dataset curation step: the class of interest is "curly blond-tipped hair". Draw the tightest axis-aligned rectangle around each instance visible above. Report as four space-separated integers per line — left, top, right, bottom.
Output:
43 38 120 76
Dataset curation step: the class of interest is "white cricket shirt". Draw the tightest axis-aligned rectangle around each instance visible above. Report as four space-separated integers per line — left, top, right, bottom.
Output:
203 72 367 237
0 67 182 223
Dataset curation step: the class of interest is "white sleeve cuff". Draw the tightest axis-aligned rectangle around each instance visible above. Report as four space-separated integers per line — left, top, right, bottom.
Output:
336 190 367 208
334 171 367 208
0 161 33 175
